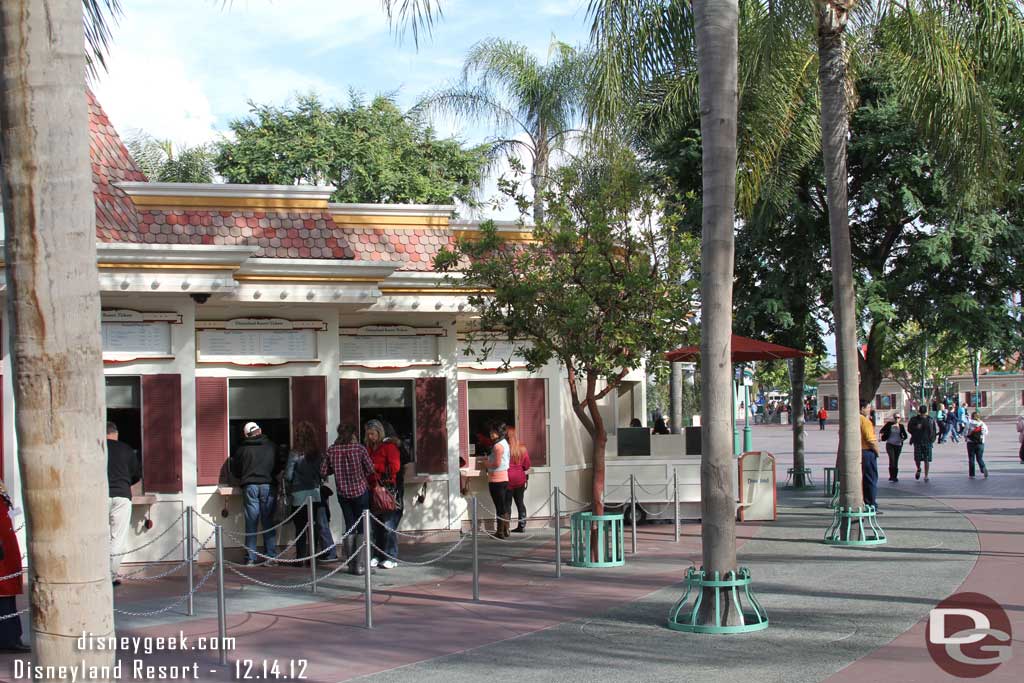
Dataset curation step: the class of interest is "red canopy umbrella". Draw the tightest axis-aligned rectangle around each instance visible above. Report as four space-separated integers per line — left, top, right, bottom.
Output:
665 334 810 363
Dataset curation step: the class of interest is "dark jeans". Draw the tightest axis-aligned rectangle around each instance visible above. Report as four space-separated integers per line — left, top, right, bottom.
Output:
507 485 527 524
0 596 22 647
1018 441 1023 463
372 509 401 561
885 443 903 481
314 502 337 560
488 481 510 524
861 449 879 510
967 442 987 477
243 483 278 563
338 491 370 537
819 419 826 430
292 503 314 561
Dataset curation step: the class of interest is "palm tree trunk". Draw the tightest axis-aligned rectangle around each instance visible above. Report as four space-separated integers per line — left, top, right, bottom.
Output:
694 0 739 622
817 3 864 510
789 356 806 486
1 0 114 666
532 140 549 225
669 361 683 434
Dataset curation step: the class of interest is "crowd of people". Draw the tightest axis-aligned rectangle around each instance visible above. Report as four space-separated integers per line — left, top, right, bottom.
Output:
483 423 532 537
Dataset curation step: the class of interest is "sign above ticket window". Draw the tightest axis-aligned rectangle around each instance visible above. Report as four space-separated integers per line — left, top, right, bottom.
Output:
339 325 445 368
457 336 532 370
101 309 182 362
197 318 325 365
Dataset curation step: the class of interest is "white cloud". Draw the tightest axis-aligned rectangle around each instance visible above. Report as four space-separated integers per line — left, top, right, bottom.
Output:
539 1 586 17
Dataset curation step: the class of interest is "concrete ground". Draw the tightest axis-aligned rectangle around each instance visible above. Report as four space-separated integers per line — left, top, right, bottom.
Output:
1 421 1021 682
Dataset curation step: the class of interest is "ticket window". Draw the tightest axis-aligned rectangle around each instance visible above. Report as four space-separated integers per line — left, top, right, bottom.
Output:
105 377 142 477
467 381 515 456
228 378 290 460
359 380 414 446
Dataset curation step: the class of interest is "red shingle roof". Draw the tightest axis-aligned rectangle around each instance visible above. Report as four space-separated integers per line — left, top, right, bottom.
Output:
88 89 147 243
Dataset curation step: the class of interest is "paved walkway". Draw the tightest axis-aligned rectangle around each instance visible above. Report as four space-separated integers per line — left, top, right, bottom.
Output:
0 422 1020 682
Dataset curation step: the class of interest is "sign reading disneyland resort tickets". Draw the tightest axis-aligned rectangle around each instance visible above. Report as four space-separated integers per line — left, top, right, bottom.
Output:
196 318 324 365
339 325 444 367
737 451 777 522
100 310 181 361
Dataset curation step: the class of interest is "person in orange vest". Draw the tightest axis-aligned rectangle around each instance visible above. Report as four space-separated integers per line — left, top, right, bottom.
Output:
817 406 829 430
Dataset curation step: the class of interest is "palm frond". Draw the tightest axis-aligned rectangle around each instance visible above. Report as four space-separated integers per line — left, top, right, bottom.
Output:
83 0 122 78
380 0 443 48
413 85 531 138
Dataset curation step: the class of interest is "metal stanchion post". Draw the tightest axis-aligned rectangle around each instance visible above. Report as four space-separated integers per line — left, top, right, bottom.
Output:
673 471 680 543
185 506 195 616
554 486 562 578
471 497 480 602
215 524 227 666
307 497 317 594
363 510 373 629
630 475 637 554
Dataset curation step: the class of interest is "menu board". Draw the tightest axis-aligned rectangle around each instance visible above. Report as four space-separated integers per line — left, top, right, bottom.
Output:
458 339 530 367
198 329 318 365
102 322 172 358
341 335 438 367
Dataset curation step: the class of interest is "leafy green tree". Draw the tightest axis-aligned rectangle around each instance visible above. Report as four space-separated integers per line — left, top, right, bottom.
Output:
126 134 216 183
215 93 489 205
415 38 588 222
435 145 697 517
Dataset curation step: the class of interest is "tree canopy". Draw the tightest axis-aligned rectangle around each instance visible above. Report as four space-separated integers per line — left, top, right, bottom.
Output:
214 93 490 205
126 134 216 183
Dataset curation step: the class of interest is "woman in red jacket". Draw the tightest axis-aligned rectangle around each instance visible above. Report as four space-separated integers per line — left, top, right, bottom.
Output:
365 420 402 569
505 426 532 533
0 479 28 653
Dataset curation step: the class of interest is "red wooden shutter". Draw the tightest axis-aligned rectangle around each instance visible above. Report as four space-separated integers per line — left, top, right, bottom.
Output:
890 394 897 410
292 376 327 453
142 374 183 493
196 377 228 486
981 391 988 407
965 391 973 407
0 374 4 476
415 377 447 474
874 394 881 409
457 380 469 463
516 378 547 466
339 378 360 429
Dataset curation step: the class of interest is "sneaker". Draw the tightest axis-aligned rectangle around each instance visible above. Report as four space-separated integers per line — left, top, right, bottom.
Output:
369 558 380 568
983 470 989 479
381 560 398 570
245 559 257 567
264 559 278 567
915 470 921 480
924 476 929 482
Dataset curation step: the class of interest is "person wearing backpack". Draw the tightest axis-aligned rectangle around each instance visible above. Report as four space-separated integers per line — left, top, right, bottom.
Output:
907 405 937 482
964 412 989 479
880 413 908 482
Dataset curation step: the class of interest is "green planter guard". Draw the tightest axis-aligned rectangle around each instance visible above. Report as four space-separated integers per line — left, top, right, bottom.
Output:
667 567 769 634
824 504 887 545
569 511 625 567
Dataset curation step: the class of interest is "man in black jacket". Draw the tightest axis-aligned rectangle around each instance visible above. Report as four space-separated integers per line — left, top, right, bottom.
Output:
908 406 937 482
231 422 279 565
107 422 141 585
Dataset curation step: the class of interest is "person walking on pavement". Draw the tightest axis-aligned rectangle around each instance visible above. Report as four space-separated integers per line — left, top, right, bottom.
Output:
107 422 141 585
965 412 990 479
907 405 937 482
880 413 908 482
817 406 828 430
859 400 881 510
231 422 281 566
1016 410 1024 464
0 479 29 653
944 404 960 444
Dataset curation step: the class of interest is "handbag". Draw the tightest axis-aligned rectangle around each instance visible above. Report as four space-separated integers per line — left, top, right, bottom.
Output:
371 459 401 513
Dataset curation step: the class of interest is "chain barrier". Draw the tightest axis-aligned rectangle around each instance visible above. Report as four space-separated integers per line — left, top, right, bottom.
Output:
635 502 674 518
119 529 216 583
0 607 29 622
223 521 362 566
557 490 592 507
113 560 219 617
0 567 26 582
110 509 186 557
116 536 187 578
368 535 468 566
192 503 306 536
225 543 364 590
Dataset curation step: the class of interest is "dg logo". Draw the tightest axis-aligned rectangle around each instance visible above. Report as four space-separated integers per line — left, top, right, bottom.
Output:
927 592 1013 678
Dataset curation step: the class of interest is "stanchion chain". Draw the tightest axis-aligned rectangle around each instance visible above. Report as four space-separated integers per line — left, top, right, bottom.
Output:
113 560 219 617
110 509 187 557
369 535 467 566
0 607 29 621
120 529 216 583
225 543 364 590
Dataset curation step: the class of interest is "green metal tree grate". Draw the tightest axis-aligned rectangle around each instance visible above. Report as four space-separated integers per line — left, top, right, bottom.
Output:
667 567 769 634
824 505 887 545
569 511 625 568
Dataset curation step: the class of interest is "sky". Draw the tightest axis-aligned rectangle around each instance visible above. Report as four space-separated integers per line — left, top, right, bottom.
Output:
93 0 592 152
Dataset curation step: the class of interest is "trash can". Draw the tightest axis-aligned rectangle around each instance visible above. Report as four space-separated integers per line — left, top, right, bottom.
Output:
685 426 702 455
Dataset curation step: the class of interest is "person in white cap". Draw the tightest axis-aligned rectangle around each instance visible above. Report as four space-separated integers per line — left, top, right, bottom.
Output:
230 422 280 565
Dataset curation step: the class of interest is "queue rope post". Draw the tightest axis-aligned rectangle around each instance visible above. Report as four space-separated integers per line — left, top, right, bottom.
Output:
471 496 480 602
185 505 195 616
554 486 562 578
629 475 637 554
307 497 317 595
215 524 228 666
673 471 680 544
363 510 373 629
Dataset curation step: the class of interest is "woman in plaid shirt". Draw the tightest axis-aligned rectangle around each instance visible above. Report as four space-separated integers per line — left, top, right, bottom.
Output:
321 424 376 540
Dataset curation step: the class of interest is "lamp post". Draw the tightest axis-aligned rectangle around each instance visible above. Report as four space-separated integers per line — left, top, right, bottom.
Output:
742 365 753 452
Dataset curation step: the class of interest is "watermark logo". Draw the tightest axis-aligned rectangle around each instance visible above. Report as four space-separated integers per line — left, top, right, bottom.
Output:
927 592 1012 678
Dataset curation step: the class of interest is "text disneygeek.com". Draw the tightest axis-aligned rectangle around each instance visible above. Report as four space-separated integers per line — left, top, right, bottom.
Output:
10 631 237 681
